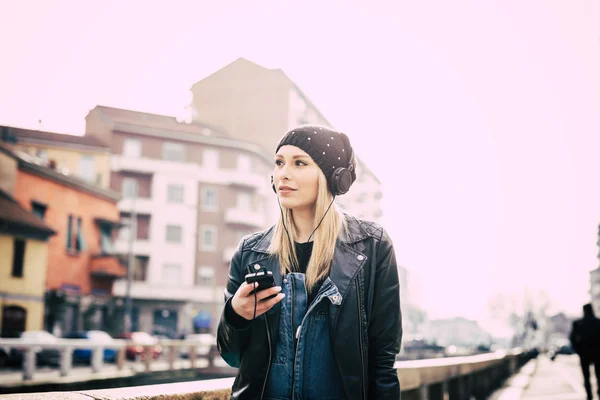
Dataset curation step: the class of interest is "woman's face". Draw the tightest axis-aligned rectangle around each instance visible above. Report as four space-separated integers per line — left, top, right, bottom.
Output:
273 145 320 211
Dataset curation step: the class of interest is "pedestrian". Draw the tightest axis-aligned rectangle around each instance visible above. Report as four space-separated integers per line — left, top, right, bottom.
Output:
570 303 600 400
217 125 403 399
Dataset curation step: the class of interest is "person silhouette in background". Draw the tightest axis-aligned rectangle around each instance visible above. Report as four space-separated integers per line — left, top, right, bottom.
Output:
570 304 600 400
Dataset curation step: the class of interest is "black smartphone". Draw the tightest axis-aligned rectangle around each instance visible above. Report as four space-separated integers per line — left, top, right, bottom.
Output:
245 271 276 300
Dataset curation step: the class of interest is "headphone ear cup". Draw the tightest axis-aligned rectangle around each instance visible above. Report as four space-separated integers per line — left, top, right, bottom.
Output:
332 168 352 195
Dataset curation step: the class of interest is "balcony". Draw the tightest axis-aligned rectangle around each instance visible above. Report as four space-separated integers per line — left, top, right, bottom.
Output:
112 280 216 302
118 197 154 215
227 170 266 190
89 254 126 279
224 208 265 228
112 155 196 176
114 239 152 256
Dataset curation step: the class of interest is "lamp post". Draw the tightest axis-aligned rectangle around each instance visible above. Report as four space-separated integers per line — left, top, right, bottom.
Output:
124 181 138 333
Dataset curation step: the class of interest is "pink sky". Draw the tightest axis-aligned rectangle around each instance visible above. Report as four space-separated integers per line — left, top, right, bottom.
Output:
1 1 599 330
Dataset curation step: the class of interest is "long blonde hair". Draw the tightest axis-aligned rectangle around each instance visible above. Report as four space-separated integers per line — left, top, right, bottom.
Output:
268 171 346 290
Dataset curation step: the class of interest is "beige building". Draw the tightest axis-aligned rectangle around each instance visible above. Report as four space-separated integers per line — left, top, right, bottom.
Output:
85 105 276 335
3 125 112 188
190 58 383 222
0 146 56 337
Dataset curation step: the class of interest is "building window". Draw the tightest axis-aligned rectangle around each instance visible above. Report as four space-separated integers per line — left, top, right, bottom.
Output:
167 184 184 203
134 256 149 282
163 263 182 285
99 223 114 255
31 201 47 220
75 217 86 252
237 192 252 211
203 149 219 169
166 225 182 243
66 215 73 250
201 187 218 211
162 142 185 162
237 154 251 171
79 154 96 182
66 215 85 252
200 225 217 252
118 215 131 242
122 178 137 198
123 138 141 157
11 239 25 278
197 266 215 286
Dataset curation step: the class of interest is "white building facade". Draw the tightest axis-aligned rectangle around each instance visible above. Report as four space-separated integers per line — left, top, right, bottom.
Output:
86 106 276 336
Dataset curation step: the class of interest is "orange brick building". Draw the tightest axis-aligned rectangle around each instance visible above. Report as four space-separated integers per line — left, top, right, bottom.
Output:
2 145 125 335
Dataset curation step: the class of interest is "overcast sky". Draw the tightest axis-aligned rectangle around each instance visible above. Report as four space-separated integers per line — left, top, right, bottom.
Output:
1 1 599 333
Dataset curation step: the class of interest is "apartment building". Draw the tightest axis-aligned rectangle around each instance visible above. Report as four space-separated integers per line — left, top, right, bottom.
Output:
2 125 112 188
190 57 383 222
1 143 124 336
85 105 276 336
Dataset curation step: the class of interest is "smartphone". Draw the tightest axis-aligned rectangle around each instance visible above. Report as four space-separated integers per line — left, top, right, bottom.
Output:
245 271 276 300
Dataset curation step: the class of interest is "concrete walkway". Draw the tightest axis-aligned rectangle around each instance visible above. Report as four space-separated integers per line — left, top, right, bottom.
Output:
521 355 593 400
491 354 596 400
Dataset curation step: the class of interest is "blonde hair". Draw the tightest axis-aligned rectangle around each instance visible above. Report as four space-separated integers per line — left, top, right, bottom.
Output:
269 171 346 290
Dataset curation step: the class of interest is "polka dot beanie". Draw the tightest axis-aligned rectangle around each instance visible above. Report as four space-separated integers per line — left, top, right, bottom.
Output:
275 125 356 194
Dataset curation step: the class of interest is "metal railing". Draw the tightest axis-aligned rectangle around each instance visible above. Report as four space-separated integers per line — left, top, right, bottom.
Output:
0 347 536 399
0 338 216 382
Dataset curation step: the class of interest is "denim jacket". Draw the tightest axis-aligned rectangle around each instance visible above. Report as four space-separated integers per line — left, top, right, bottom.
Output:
217 215 402 400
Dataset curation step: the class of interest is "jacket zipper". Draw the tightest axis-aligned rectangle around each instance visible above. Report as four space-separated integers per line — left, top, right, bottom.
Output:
356 279 366 400
290 277 296 399
259 314 272 400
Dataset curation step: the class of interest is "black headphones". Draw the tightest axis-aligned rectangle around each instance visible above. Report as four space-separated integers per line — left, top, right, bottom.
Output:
271 135 356 196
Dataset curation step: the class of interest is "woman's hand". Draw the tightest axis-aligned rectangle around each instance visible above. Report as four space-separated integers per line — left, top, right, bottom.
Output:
231 281 285 320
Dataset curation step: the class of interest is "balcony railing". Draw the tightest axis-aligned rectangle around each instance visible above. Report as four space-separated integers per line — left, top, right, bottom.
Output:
0 337 225 382
227 170 266 189
224 208 265 228
114 238 152 255
112 280 214 303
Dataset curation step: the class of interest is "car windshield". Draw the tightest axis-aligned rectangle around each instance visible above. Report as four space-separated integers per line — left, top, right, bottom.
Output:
87 331 114 343
21 331 57 343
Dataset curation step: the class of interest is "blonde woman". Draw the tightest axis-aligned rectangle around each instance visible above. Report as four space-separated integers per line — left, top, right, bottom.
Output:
217 125 402 400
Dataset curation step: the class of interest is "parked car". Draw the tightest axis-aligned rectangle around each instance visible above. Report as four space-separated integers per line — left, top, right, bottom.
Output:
179 333 215 359
115 332 162 360
12 331 61 366
63 330 118 364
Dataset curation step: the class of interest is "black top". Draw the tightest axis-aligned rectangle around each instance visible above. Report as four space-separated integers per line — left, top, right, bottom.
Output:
293 241 325 306
225 241 324 328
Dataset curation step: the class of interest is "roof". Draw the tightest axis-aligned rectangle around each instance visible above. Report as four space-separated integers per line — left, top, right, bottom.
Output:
2 125 109 150
191 58 381 184
0 189 56 240
91 105 229 137
0 143 121 203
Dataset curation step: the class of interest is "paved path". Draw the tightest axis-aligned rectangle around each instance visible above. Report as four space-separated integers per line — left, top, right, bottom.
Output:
521 354 595 400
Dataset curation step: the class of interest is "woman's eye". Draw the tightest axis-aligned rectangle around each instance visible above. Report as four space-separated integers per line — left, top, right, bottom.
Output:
295 160 306 166
275 160 283 166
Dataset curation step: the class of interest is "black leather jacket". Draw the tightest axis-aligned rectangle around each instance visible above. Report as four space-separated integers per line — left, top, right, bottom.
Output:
217 215 402 399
